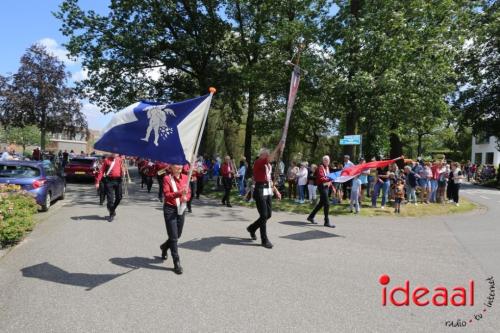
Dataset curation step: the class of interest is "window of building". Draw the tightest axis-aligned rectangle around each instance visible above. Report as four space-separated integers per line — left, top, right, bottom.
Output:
485 152 494 165
474 153 482 165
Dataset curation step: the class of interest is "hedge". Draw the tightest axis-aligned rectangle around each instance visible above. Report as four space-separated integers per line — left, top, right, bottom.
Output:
0 185 38 247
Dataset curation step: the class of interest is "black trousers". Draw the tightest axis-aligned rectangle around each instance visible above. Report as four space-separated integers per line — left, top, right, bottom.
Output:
308 185 330 222
141 173 147 188
248 186 272 242
161 204 185 262
450 183 460 203
98 181 106 204
196 177 204 198
222 177 232 204
157 175 164 200
187 181 196 210
104 178 122 215
145 176 153 192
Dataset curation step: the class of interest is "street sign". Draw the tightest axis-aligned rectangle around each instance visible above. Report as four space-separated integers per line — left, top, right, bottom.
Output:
340 136 361 145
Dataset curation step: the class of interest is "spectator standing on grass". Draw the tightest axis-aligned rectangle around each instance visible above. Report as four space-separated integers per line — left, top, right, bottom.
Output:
213 157 221 188
358 158 368 203
404 166 418 205
287 161 299 200
437 162 448 203
430 161 441 203
342 155 355 200
296 162 308 204
350 175 362 214
238 159 247 196
371 165 390 209
393 178 405 214
448 162 464 206
307 164 318 203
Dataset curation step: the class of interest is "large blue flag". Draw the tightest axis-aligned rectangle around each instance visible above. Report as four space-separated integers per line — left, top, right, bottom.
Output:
94 94 213 164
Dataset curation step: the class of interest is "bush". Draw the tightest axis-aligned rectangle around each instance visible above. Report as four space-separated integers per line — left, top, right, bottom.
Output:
0 192 38 247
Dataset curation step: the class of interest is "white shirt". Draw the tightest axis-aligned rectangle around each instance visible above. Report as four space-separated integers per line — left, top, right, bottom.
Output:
1 152 11 161
297 167 308 186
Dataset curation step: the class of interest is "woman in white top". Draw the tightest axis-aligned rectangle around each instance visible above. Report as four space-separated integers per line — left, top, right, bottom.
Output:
296 162 309 204
448 162 464 206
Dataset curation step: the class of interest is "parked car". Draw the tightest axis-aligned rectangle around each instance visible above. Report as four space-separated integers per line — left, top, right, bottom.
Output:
0 160 65 211
64 157 99 181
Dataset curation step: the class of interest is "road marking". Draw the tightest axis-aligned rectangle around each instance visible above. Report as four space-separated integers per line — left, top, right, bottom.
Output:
480 196 491 200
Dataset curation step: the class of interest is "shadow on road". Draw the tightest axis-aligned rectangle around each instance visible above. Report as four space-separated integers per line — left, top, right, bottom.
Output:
179 236 260 252
70 215 105 221
279 220 311 227
109 256 171 272
280 230 343 241
20 262 130 291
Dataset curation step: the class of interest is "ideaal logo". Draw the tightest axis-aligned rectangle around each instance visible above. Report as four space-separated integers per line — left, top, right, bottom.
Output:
378 274 495 328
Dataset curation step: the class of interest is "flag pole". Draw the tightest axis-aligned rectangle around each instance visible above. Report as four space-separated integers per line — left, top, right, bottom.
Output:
186 87 216 184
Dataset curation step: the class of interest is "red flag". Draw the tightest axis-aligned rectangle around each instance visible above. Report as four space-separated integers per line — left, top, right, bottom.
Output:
340 158 401 177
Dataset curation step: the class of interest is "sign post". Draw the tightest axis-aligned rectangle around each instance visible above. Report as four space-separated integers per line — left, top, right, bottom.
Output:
339 135 363 160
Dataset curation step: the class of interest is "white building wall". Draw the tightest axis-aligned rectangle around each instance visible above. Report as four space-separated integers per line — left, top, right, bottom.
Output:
471 136 500 166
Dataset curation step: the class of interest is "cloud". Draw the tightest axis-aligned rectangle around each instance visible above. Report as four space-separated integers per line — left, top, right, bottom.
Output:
81 102 113 131
37 38 78 66
72 68 88 81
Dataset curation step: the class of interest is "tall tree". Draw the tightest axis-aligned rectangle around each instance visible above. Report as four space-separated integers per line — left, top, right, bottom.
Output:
456 0 499 149
0 125 43 154
0 44 86 150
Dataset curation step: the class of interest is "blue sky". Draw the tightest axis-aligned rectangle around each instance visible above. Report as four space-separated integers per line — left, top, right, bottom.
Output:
0 0 112 130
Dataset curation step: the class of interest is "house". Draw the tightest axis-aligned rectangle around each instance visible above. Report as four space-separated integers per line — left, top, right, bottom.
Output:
471 135 500 166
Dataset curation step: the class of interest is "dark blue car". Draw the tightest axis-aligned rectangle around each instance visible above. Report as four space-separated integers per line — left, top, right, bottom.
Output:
0 160 66 211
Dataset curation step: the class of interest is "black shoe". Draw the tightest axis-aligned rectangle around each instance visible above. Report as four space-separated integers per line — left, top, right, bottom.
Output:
262 241 273 249
107 215 114 222
246 226 257 240
307 216 317 224
174 261 183 275
226 203 232 208
99 201 104 206
187 208 192 213
160 244 168 260
324 221 335 228
221 200 226 205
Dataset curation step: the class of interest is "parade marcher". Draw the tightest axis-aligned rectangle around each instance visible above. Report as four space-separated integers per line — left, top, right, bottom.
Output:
246 142 284 248
140 160 156 192
221 156 235 207
137 158 148 188
195 156 208 199
183 163 197 213
94 156 106 205
160 164 191 274
62 150 69 168
155 161 170 202
307 155 335 228
95 153 124 222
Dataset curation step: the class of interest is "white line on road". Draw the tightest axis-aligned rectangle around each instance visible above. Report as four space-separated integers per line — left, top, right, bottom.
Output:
480 196 491 200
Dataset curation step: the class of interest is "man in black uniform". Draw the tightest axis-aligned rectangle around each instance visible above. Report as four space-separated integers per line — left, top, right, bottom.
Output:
95 154 124 222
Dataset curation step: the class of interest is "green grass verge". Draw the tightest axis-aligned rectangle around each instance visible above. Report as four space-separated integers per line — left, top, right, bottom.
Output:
0 193 38 247
203 182 476 218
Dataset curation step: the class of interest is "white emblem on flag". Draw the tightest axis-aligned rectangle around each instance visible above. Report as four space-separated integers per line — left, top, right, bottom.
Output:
141 105 176 146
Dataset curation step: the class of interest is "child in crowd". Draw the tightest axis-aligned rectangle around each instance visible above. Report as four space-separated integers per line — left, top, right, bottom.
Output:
394 178 405 214
350 175 362 214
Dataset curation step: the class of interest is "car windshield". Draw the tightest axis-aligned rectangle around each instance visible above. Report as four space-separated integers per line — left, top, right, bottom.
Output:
69 159 95 165
0 164 41 178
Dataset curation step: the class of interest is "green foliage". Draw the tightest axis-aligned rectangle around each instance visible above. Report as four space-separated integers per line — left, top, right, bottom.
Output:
0 44 86 150
455 0 499 149
0 125 44 153
0 193 38 247
54 0 492 164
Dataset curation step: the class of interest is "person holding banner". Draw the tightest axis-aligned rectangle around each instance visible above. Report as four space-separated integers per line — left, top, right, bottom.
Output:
307 155 335 228
246 142 284 249
160 164 191 275
95 153 124 222
155 161 169 202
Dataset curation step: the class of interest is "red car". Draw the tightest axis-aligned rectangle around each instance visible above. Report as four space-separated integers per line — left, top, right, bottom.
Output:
64 157 99 181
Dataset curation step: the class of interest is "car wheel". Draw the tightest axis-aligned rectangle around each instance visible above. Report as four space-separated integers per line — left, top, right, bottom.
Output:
42 192 51 212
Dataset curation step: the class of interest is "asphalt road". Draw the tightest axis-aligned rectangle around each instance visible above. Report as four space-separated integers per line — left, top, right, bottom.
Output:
0 174 499 332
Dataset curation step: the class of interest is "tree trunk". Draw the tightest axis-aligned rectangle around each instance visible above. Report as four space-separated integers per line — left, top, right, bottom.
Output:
389 133 403 159
417 134 423 157
244 88 256 175
40 111 47 151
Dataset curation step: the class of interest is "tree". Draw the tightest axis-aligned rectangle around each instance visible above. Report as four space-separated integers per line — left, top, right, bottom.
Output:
0 125 44 154
456 0 499 149
0 44 86 150
322 0 476 159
